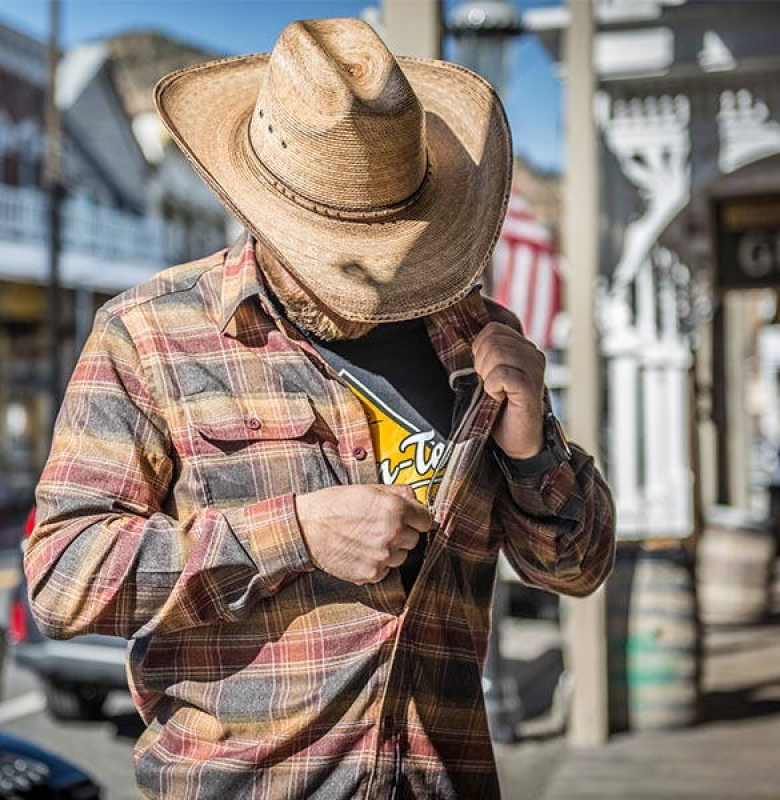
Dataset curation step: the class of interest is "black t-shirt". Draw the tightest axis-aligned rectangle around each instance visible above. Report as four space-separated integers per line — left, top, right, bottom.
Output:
309 318 455 594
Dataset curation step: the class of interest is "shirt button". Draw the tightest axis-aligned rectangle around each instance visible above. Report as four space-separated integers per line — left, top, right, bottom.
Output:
353 446 368 461
246 417 262 430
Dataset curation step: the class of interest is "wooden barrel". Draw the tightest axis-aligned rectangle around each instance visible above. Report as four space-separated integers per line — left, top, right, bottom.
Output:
627 546 699 730
607 544 699 731
698 506 777 625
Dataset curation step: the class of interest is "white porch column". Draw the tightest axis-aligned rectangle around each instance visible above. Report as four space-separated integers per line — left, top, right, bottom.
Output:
659 251 693 535
562 0 609 749
638 258 669 534
602 290 642 534
725 293 753 509
380 0 442 59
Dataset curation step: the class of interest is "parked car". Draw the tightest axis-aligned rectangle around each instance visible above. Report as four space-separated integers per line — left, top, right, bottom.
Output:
0 731 100 798
7 509 127 721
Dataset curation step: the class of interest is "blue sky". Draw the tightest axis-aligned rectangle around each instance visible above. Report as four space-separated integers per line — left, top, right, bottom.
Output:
0 0 563 171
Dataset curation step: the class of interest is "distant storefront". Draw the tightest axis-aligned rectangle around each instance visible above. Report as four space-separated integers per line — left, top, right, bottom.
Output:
528 0 780 537
0 22 231 502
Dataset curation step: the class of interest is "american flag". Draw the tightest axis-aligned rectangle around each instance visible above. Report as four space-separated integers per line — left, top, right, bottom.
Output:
492 193 563 350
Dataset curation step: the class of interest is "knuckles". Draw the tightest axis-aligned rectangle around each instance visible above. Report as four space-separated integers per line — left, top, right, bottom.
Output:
379 493 405 517
480 321 510 338
375 545 391 563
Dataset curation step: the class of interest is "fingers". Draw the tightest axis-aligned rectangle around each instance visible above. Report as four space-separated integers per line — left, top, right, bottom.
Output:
472 321 523 360
403 500 434 533
384 484 416 499
472 323 545 376
363 565 391 584
483 363 543 404
382 484 434 532
380 528 421 571
363 533 416 583
472 322 545 406
394 526 421 551
475 336 544 381
385 548 410 568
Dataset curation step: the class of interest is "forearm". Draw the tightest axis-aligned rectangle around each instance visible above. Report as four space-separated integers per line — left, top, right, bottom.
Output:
494 442 616 597
26 490 312 640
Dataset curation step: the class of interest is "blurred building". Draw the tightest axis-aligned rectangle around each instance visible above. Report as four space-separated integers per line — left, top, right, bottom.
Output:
527 0 780 538
494 158 566 397
0 22 231 502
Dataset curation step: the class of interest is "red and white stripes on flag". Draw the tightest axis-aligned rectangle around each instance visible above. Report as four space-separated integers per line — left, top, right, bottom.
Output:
492 194 562 350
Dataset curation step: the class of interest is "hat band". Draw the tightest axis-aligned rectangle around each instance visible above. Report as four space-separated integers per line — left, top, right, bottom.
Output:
243 122 431 222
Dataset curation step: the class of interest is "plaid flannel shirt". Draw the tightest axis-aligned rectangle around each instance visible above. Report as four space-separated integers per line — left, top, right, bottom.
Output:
27 234 615 800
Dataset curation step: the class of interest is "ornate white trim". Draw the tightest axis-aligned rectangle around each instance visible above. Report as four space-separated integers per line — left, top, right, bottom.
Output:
718 89 780 174
596 0 685 23
697 31 736 73
597 93 691 292
598 244 694 540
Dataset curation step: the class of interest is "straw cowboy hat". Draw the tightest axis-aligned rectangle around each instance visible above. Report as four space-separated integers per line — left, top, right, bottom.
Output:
154 17 512 322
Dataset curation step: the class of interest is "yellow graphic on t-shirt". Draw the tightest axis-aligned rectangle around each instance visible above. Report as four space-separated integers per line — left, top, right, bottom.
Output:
340 370 449 504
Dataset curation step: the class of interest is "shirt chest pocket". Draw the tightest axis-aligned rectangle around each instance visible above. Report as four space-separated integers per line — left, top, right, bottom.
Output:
179 392 336 506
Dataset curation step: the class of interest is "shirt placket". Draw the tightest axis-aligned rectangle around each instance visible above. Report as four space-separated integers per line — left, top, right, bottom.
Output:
253 285 497 797
366 383 503 799
265 314 410 796
367 610 410 799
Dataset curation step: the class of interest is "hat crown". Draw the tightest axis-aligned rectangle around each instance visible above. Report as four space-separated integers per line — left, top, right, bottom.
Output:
249 18 427 212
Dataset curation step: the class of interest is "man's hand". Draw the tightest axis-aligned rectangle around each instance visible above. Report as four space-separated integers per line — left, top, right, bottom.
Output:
472 321 546 459
295 484 433 585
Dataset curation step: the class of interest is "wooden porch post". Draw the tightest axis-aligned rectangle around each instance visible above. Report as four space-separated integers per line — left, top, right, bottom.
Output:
562 0 610 748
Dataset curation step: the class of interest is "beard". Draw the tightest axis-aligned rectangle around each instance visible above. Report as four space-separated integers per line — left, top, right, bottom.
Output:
255 241 377 342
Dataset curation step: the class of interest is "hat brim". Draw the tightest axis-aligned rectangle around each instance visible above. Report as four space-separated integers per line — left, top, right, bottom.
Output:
154 53 512 322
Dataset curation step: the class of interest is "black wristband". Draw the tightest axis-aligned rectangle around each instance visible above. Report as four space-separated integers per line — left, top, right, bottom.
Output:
491 438 561 478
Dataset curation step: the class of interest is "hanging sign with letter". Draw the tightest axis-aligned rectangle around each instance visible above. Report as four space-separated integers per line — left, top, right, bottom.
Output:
715 195 780 290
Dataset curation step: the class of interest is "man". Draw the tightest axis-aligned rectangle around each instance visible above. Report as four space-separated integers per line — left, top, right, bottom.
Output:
26 18 614 800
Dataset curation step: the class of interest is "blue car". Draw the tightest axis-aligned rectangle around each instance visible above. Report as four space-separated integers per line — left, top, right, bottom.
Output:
0 731 101 798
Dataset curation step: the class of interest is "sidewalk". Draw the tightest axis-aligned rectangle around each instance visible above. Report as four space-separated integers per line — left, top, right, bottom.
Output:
495 616 780 800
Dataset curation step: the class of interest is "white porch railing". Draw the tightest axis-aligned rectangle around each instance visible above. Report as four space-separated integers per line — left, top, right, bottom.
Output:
0 183 213 269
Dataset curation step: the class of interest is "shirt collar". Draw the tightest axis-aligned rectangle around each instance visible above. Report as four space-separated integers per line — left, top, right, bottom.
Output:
424 286 490 379
218 231 280 333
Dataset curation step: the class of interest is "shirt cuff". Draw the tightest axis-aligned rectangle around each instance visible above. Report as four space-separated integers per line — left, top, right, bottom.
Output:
223 493 315 591
492 439 562 477
491 439 577 518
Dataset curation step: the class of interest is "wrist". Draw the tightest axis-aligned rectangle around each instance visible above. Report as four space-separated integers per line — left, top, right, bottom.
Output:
492 413 544 459
494 432 544 460
293 493 321 569
492 405 572 479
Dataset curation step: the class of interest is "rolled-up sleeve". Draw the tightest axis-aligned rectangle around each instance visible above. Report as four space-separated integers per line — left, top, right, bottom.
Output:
494 442 616 597
26 309 313 641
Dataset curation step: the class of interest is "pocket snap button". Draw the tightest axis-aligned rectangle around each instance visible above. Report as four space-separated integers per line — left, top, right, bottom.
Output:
246 417 262 431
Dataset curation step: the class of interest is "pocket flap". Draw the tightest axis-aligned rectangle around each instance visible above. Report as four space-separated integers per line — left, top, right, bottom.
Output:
183 393 316 442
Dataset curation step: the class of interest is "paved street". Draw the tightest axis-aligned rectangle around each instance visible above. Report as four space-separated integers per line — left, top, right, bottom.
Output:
537 620 780 800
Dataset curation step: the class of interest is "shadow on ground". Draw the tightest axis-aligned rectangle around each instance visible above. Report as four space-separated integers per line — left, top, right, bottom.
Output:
700 677 780 723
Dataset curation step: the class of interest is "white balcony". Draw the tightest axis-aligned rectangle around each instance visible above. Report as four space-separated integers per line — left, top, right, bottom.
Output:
0 183 224 292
